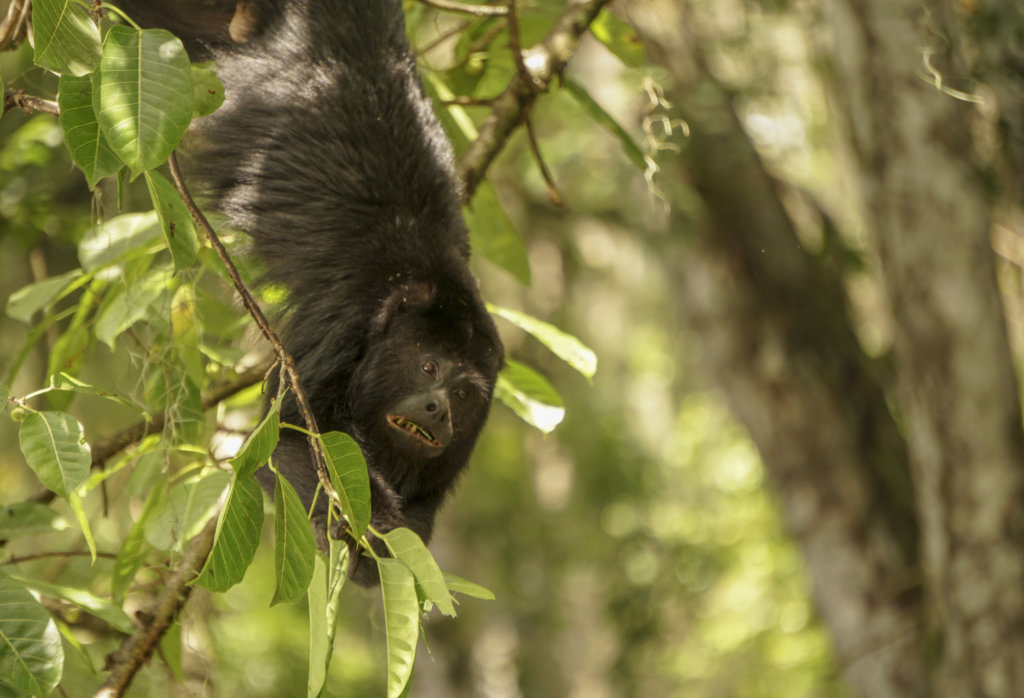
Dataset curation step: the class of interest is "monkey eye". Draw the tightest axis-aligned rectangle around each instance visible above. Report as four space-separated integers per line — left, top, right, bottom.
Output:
421 360 438 376
453 387 469 401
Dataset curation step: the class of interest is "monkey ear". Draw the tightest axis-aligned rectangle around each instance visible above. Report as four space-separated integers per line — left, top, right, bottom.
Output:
371 280 436 334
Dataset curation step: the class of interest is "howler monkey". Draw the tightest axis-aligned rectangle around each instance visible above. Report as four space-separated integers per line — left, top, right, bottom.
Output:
116 0 504 585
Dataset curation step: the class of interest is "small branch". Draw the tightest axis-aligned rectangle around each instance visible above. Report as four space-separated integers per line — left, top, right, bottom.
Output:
167 153 335 500
0 0 30 52
1 551 117 566
417 0 509 17
525 117 562 205
457 0 613 199
3 89 59 117
94 515 218 698
89 363 268 470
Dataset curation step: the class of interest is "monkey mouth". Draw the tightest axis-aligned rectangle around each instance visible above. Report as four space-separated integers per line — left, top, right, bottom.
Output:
387 415 442 448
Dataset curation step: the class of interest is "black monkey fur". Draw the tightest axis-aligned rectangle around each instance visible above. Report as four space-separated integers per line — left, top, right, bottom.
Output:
116 0 504 585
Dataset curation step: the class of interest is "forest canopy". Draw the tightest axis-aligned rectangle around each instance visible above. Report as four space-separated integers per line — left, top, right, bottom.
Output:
3 0 1024 697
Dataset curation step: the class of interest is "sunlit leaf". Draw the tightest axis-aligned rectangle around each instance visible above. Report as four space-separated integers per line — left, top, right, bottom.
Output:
382 528 455 617
194 474 263 592
319 431 371 540
144 169 199 270
191 64 225 118
494 359 564 433
32 0 101 76
79 212 162 270
58 73 122 187
94 26 193 175
379 558 419 698
443 572 495 601
589 11 645 67
489 304 597 378
8 574 132 634
18 411 91 499
5 270 83 324
230 397 281 478
271 471 316 606
0 572 64 698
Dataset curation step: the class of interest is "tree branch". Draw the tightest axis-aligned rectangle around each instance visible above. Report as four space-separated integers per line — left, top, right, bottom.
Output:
88 363 268 470
93 514 218 698
456 0 614 199
417 0 509 17
3 89 59 117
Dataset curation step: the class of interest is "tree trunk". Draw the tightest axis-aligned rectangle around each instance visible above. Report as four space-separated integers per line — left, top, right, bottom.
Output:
829 0 1024 694
631 3 928 696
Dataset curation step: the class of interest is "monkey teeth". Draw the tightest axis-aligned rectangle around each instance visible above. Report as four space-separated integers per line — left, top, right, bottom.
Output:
388 415 440 446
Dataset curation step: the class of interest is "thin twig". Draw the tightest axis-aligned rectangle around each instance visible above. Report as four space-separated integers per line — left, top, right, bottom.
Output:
418 0 509 17
166 153 335 501
0 0 30 52
457 0 613 199
525 117 562 205
2 551 118 566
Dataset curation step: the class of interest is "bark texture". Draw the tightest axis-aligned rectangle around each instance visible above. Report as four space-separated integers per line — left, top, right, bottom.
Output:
830 1 1024 694
631 2 928 696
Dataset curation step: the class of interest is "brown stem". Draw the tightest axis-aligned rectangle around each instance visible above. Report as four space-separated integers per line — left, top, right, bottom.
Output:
166 153 334 498
3 89 59 117
456 0 613 199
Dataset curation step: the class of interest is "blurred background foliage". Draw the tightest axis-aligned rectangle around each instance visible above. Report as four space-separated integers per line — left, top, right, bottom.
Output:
0 0 858 695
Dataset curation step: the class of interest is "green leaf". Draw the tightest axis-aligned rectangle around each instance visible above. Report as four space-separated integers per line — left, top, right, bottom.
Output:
194 474 264 592
0 572 64 698
50 373 147 414
319 432 371 540
382 528 455 617
94 26 193 175
191 64 225 118
443 572 495 601
18 411 91 499
31 0 102 76
94 271 168 348
145 469 229 551
378 558 419 698
271 471 316 606
589 11 646 68
230 397 281 479
58 73 122 187
307 543 348 698
563 78 645 169
464 181 531 285
79 211 162 270
489 304 597 378
160 621 184 683
494 359 565 433
68 490 97 562
5 270 83 324
144 169 199 270
0 503 70 539
112 485 165 601
8 574 132 634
